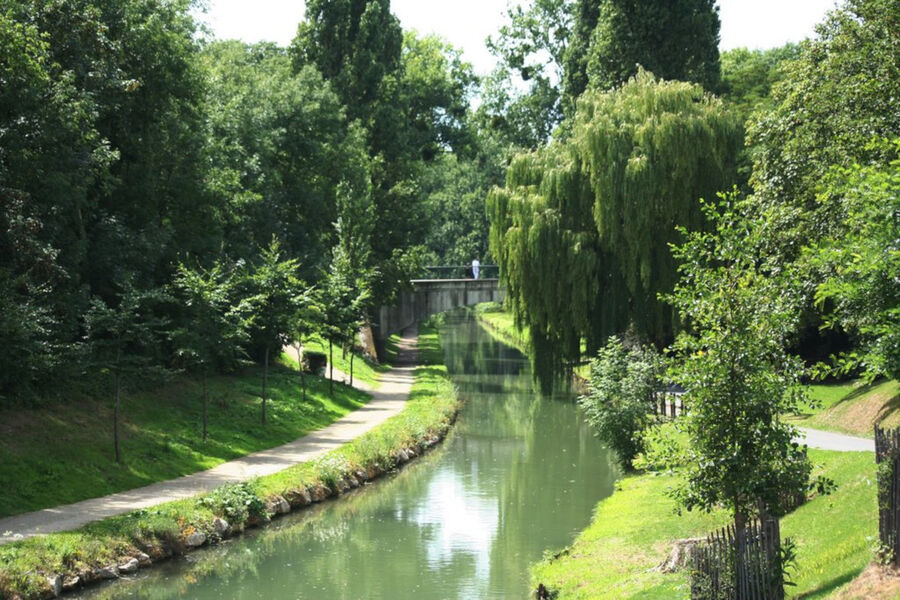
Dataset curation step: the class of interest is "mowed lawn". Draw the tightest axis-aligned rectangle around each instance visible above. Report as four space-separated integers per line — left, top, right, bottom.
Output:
788 379 900 438
0 365 370 519
532 450 877 599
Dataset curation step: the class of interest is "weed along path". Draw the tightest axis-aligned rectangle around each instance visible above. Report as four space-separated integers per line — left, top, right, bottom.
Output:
0 327 418 546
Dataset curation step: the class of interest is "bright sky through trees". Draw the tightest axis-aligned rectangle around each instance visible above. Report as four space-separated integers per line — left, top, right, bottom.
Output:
197 0 837 76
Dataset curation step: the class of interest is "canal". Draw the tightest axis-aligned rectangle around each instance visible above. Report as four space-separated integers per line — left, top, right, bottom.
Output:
76 310 618 599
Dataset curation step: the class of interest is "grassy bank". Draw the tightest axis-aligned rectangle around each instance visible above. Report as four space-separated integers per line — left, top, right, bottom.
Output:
532 449 877 599
294 332 394 389
0 322 459 600
0 365 369 519
788 379 900 438
472 302 529 353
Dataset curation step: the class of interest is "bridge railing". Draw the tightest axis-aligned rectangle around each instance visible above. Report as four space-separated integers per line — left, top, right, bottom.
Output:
420 265 500 280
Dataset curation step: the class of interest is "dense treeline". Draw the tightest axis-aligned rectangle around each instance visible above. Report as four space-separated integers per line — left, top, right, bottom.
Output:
487 0 899 557
489 0 899 386
0 0 508 414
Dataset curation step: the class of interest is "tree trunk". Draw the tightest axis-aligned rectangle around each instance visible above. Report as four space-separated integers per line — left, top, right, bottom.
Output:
329 339 334 397
114 370 121 464
261 346 269 425
350 352 354 387
202 371 208 441
296 343 306 403
734 506 747 598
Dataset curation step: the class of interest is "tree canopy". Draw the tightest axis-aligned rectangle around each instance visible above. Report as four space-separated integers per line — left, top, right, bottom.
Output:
489 71 740 387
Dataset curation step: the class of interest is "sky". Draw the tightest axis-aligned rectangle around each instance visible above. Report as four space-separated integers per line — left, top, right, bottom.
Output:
196 0 839 77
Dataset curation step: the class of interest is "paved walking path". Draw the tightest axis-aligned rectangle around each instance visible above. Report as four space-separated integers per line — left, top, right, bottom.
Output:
795 427 874 452
0 327 418 545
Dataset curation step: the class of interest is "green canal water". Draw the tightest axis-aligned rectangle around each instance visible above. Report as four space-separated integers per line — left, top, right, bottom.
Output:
76 311 618 599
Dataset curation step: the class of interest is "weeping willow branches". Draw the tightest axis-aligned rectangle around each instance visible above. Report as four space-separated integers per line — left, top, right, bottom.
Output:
488 70 741 388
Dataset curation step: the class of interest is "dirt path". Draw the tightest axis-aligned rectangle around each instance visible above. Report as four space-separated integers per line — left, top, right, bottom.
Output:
0 326 417 546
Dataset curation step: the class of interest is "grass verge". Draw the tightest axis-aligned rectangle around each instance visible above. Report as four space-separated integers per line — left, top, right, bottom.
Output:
0 321 459 600
292 332 397 389
531 449 877 599
472 302 529 353
0 365 369 519
787 379 900 438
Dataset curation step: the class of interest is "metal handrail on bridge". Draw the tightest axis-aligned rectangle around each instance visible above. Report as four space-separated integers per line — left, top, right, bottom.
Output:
420 265 500 280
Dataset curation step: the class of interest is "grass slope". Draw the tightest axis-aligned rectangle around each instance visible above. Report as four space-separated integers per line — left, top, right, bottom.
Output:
0 365 369 519
789 379 900 438
531 450 877 599
0 322 459 600
293 332 395 389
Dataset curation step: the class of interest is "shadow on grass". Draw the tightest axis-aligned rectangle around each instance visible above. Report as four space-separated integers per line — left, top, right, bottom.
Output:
794 569 862 599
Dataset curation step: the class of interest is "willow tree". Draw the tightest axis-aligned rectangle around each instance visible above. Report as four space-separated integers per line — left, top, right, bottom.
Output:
489 71 740 389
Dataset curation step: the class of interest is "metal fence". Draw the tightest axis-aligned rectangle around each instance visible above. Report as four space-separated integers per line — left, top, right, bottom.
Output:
692 517 784 600
419 265 500 280
875 425 900 565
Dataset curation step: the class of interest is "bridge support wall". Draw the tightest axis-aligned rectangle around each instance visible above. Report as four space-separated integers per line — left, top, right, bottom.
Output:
375 279 504 342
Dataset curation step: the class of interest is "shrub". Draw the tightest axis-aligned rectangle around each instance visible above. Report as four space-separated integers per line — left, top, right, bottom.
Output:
579 336 663 468
197 482 265 524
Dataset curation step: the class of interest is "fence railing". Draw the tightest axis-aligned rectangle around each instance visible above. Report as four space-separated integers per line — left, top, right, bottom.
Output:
692 517 784 600
419 265 500 280
875 425 900 564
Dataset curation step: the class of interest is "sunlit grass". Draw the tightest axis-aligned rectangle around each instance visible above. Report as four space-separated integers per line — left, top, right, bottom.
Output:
0 365 369 519
531 450 876 599
787 379 900 438
0 322 459 600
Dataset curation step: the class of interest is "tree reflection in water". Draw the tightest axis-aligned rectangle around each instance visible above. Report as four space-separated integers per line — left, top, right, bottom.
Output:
74 310 618 600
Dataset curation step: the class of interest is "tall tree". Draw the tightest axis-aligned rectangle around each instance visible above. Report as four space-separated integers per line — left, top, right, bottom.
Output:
561 0 601 115
291 0 402 128
747 0 900 255
245 239 303 425
586 0 721 92
482 0 571 147
84 286 169 463
489 71 740 389
171 262 251 441
665 193 815 560
202 41 369 274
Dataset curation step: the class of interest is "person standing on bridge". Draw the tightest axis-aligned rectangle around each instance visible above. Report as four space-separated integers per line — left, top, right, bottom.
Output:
472 258 480 280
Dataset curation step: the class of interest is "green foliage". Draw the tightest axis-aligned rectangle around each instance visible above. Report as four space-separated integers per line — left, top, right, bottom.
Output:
560 0 601 116
579 337 663 468
748 0 900 254
665 192 812 524
489 71 740 388
171 261 251 375
586 0 721 92
197 482 266 524
482 0 570 147
809 143 900 381
719 45 800 123
202 41 368 271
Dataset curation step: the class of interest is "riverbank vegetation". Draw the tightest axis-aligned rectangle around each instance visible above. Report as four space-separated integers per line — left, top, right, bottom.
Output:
485 0 897 596
0 0 506 472
532 449 876 599
0 322 459 600
0 365 369 519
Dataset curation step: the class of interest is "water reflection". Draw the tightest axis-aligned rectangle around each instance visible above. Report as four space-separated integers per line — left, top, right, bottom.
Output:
76 310 618 600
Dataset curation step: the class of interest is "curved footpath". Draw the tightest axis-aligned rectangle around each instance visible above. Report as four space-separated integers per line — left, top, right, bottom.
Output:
0 326 418 546
796 426 875 452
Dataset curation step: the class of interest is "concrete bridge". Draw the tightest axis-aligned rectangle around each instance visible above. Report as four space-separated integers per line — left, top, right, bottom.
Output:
375 278 504 341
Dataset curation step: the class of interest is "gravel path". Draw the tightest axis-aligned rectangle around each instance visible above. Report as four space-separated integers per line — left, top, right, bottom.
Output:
0 326 418 545
795 427 874 452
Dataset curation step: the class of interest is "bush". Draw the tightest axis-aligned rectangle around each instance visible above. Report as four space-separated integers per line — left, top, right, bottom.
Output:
579 336 663 469
197 482 266 524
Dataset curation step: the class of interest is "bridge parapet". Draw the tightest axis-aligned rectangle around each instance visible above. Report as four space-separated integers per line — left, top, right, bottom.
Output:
375 278 504 342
